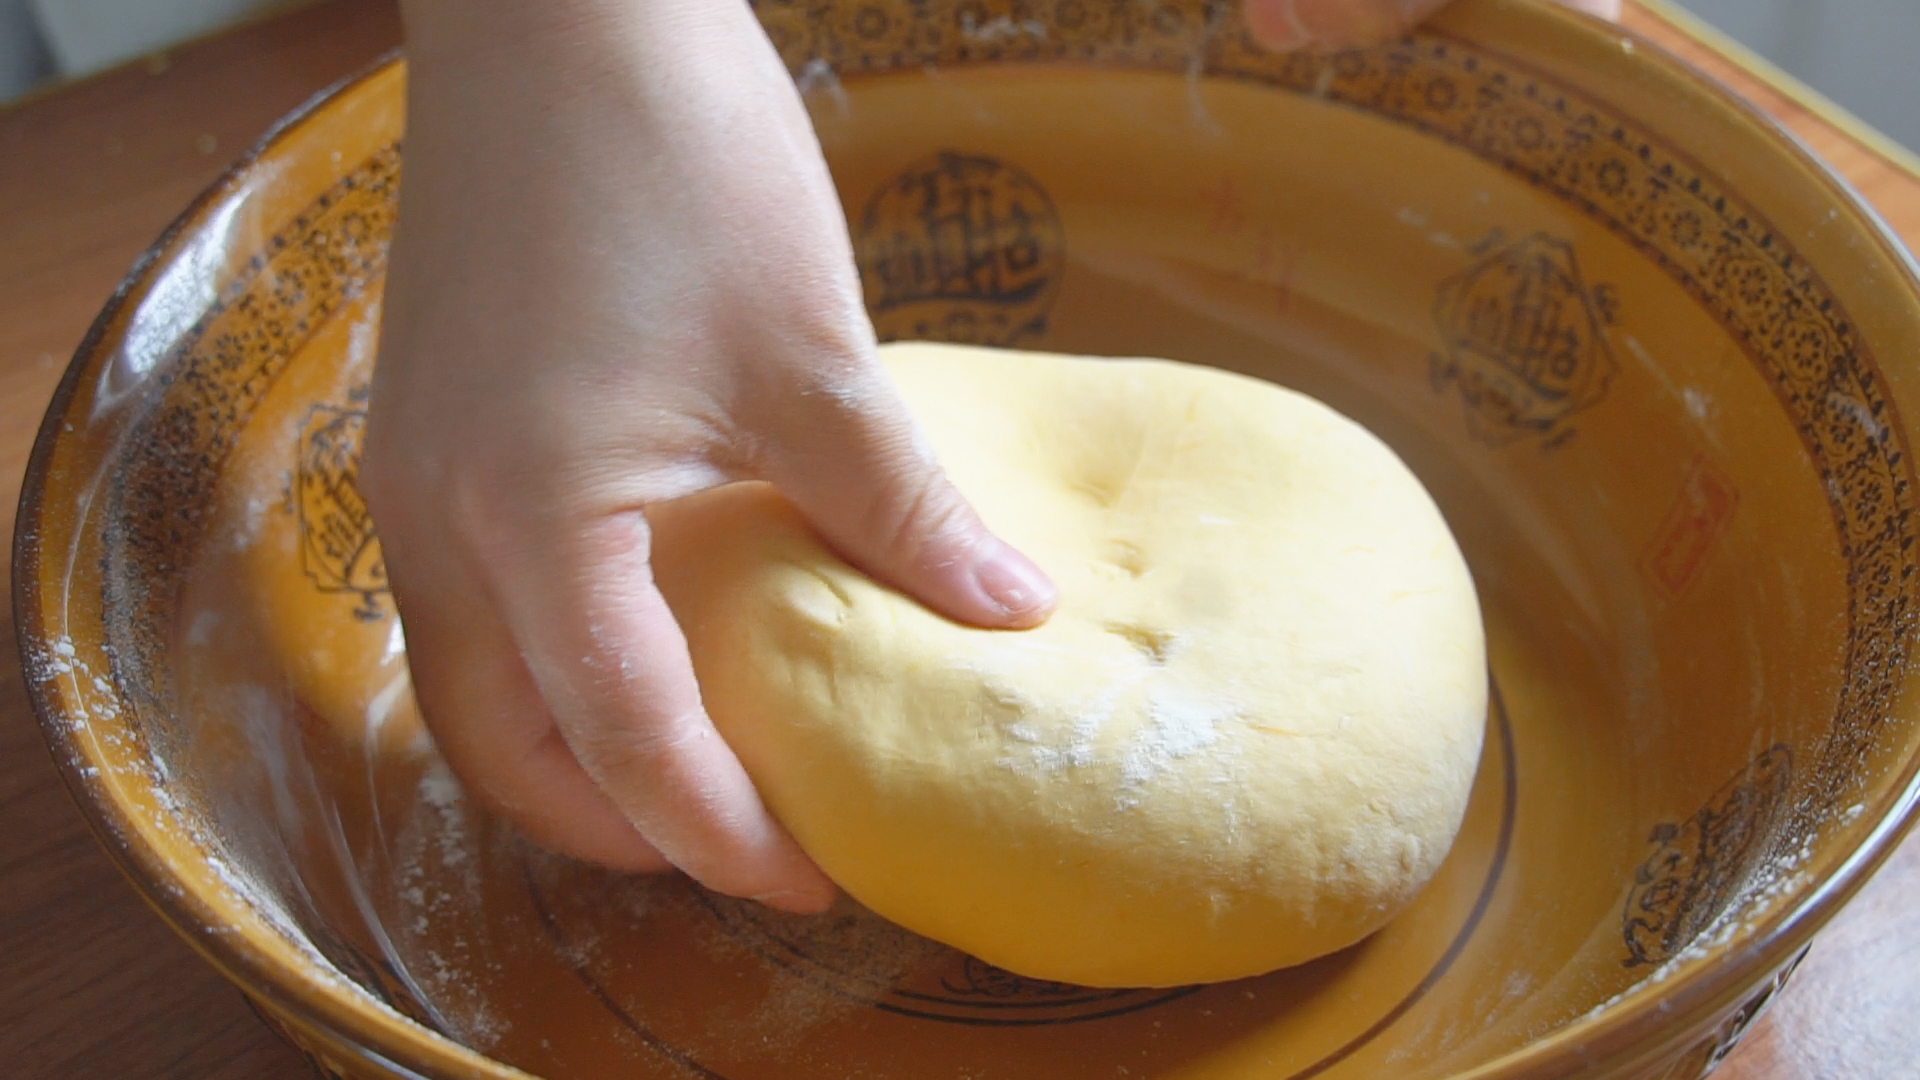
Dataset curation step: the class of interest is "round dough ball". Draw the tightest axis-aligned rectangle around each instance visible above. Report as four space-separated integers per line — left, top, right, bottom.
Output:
649 342 1486 988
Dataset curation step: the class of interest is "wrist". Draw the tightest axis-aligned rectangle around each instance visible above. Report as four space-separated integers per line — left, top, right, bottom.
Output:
400 0 630 65
398 0 747 75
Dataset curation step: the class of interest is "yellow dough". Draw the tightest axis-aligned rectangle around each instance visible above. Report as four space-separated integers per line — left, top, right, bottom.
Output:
650 342 1486 988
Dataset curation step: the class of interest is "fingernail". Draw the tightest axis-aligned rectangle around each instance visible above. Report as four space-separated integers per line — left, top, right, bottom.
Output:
973 541 1059 624
1244 0 1310 51
755 888 835 915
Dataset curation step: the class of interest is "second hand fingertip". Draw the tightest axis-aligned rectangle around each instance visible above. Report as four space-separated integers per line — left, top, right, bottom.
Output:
1243 0 1309 52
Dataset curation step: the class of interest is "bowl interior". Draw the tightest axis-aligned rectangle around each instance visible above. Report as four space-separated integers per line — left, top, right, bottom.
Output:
23 1 1920 1078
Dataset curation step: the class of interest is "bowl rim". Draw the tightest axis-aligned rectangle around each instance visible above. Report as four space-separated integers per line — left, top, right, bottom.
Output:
8 48 523 1080
15 3 1920 1078
1444 4 1920 1074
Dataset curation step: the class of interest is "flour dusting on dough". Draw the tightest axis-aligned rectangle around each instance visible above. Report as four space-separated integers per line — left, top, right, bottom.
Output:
1119 682 1238 797
999 684 1120 773
655 343 1488 986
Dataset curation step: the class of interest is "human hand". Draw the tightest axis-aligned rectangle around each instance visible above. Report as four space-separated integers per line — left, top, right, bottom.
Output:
1245 0 1623 51
366 0 1057 912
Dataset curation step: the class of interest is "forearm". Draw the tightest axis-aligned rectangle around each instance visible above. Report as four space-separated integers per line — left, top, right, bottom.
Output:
396 0 797 164
401 0 643 61
396 0 763 77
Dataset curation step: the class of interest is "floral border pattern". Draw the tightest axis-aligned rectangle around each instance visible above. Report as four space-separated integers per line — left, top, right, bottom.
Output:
83 5 1920 1076
1622 746 1794 968
103 146 399 717
753 0 1920 805
103 8 1919 806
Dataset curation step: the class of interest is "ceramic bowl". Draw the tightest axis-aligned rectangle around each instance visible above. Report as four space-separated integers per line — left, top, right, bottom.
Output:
20 0 1920 1077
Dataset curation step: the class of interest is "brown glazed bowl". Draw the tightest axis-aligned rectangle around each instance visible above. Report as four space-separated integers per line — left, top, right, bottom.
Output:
19 0 1920 1077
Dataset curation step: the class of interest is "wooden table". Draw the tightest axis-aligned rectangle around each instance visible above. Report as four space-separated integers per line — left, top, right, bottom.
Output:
1 2 1915 1076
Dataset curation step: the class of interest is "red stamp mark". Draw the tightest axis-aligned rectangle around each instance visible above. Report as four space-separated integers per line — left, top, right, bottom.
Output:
1201 175 1296 315
1202 175 1245 235
1640 454 1739 598
1248 226 1296 316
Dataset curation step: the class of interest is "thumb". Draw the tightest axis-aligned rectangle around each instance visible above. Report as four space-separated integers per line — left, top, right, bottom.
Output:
756 367 1058 630
1244 0 1451 51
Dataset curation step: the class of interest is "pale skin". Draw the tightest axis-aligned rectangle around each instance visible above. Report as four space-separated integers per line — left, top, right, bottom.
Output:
366 0 1623 914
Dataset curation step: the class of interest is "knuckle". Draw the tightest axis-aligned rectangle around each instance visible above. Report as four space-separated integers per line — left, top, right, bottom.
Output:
866 472 978 568
568 708 710 784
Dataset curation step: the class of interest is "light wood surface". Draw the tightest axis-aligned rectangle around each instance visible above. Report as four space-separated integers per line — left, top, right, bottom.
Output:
0 2 1914 1076
0 7 401 1075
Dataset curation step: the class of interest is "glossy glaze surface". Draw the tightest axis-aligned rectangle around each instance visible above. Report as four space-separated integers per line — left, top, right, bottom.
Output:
16 1 1920 1078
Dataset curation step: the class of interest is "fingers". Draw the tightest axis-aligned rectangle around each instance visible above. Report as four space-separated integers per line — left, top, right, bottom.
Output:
756 370 1058 631
1245 0 1620 52
1244 0 1451 51
374 516 672 873
477 510 837 913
